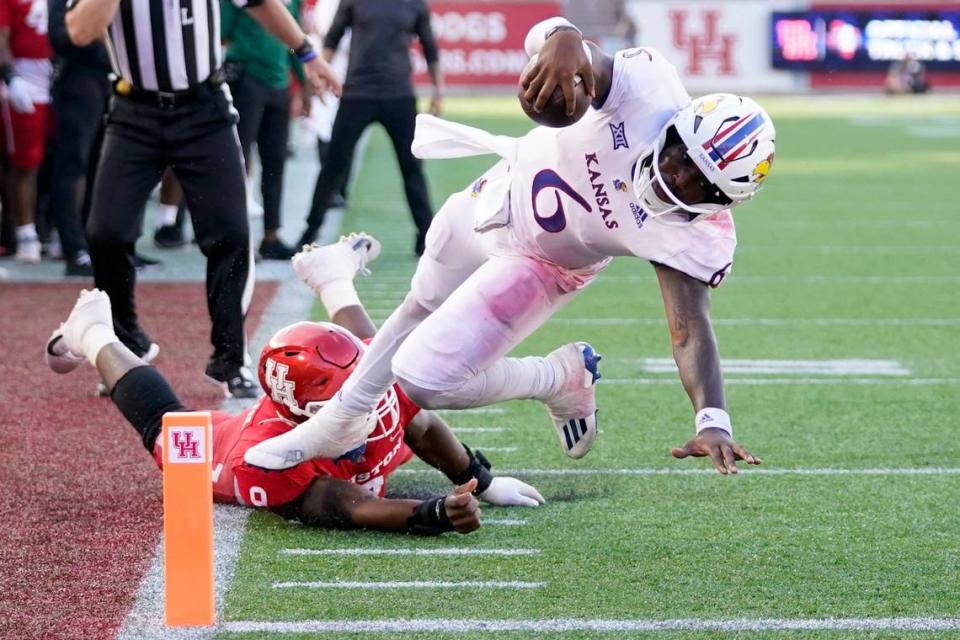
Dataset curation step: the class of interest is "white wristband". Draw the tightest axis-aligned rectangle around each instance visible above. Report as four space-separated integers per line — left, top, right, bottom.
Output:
695 408 732 438
524 17 581 57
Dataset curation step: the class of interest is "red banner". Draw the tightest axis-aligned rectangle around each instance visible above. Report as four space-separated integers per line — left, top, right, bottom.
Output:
413 1 562 87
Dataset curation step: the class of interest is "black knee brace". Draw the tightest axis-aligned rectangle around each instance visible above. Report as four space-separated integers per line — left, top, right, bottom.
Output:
110 365 187 452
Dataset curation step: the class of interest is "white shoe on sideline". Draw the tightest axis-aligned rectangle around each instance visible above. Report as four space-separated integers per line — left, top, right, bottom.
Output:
544 341 602 459
292 232 381 295
15 237 41 264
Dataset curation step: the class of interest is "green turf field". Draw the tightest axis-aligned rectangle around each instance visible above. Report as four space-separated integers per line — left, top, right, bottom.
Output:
218 96 960 638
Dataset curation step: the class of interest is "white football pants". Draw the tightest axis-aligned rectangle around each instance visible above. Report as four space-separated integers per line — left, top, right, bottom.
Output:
337 182 585 416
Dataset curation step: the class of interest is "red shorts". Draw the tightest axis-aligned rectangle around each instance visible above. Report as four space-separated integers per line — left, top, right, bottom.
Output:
3 102 52 170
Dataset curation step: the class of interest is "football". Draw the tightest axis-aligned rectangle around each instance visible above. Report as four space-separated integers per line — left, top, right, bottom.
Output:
518 55 591 128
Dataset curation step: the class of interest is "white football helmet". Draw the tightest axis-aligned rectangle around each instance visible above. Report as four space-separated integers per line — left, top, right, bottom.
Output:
633 93 776 221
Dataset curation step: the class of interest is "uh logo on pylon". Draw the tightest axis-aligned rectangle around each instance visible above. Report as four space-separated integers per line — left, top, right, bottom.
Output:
669 9 737 77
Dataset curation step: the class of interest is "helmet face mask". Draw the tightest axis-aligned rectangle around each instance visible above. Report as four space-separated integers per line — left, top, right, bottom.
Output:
633 93 776 224
257 321 402 445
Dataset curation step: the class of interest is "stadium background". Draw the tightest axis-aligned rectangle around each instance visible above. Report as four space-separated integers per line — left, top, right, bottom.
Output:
1 0 959 638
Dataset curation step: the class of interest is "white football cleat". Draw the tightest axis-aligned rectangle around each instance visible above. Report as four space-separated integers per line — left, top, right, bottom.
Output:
544 341 602 459
244 402 376 469
292 232 381 295
59 289 115 355
45 327 86 374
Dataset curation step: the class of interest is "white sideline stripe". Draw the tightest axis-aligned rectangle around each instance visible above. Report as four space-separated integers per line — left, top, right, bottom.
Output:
452 427 506 433
273 580 545 589
484 518 529 526
554 317 960 327
605 377 960 386
639 358 910 376
222 617 960 633
117 276 314 640
395 467 960 477
280 548 538 557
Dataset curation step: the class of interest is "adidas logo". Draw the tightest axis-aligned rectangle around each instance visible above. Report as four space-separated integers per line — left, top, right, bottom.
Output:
698 413 713 424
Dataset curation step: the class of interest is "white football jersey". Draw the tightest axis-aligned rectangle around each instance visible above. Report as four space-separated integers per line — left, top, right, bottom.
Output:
505 47 737 287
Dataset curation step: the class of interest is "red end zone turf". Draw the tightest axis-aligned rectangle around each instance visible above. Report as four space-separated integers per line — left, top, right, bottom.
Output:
0 281 278 639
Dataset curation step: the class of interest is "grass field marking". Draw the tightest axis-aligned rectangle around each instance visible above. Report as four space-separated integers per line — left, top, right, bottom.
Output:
439 407 506 415
484 518 529 526
272 580 545 589
280 547 539 557
638 358 910 376
451 427 506 434
222 617 960 633
554 317 960 327
475 446 518 452
605 377 960 385
596 275 960 285
395 467 960 477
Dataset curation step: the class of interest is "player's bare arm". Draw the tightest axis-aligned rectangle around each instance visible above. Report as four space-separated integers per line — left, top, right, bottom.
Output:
405 411 545 507
653 261 761 474
246 0 341 96
285 475 481 534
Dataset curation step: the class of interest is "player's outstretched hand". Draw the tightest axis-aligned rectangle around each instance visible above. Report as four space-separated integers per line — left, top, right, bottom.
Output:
445 478 481 533
303 56 342 99
671 427 761 475
521 29 595 116
479 477 545 507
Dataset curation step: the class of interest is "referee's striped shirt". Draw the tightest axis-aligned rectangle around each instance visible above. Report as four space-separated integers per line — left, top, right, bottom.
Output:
73 0 263 92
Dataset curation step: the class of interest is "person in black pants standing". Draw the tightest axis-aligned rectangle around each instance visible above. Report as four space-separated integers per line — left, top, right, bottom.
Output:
66 0 341 398
46 0 111 277
297 0 444 255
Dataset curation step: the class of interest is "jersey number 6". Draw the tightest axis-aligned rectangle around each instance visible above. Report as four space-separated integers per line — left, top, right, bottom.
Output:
531 169 592 233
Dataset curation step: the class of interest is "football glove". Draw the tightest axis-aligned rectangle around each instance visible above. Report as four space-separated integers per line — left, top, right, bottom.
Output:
7 76 35 114
478 476 545 507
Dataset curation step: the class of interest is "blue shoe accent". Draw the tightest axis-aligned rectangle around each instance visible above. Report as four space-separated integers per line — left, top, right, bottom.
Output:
580 343 602 384
335 444 366 462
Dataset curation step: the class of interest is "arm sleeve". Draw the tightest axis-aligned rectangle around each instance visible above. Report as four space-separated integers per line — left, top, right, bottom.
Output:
415 1 439 65
321 0 351 50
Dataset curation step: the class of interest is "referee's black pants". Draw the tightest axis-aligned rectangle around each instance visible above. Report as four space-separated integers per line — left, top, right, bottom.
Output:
47 64 110 261
299 96 434 252
86 86 252 371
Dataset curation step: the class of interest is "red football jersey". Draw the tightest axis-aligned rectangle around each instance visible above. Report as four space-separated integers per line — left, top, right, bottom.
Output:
152 385 420 508
0 0 52 59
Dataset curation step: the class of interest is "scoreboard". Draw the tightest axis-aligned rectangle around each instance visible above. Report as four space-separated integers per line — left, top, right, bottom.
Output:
772 9 960 71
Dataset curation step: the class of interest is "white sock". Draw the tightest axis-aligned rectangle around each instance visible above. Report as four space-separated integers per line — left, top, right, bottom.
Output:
319 279 361 318
16 224 37 241
157 204 178 227
337 299 430 417
420 356 560 408
81 324 121 367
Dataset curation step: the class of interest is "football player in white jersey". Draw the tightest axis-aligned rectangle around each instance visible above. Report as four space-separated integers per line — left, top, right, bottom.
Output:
247 17 774 476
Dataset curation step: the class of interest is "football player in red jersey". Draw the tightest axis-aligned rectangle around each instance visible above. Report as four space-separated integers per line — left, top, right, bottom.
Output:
45 233 544 536
0 0 53 263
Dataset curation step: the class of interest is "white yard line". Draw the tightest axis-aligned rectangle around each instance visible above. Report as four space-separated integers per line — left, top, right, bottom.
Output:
395 467 960 477
604 377 960 385
475 446 518 452
484 518 529 526
281 548 538 557
222 617 960 633
595 275 960 285
638 358 910 376
553 317 960 327
273 580 545 589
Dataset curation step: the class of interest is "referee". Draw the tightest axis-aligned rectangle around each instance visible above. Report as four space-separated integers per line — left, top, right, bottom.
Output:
66 0 340 397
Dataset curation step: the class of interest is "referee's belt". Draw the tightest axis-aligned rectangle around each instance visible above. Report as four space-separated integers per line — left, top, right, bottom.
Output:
114 76 223 109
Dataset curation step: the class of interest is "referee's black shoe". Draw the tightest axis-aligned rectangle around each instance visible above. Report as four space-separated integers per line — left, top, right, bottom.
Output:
205 361 260 399
258 238 296 261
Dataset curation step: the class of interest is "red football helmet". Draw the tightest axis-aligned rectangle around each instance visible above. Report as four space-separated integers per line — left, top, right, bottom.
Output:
257 321 401 442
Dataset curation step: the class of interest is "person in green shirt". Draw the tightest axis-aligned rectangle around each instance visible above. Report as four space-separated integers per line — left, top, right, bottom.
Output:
222 0 306 260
